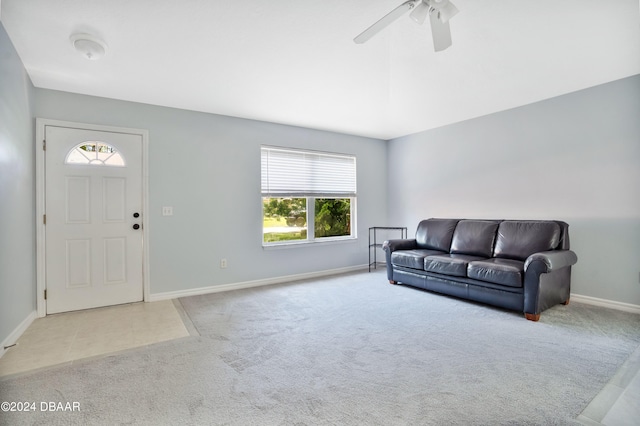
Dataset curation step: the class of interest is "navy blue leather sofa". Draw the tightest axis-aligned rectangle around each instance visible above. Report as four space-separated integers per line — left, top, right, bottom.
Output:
383 219 578 321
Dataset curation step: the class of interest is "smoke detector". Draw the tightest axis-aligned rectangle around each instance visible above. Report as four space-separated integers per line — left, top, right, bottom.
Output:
70 33 107 60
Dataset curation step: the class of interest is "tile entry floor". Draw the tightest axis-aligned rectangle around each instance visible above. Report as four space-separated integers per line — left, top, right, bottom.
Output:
0 298 638 425
578 343 640 426
0 299 194 377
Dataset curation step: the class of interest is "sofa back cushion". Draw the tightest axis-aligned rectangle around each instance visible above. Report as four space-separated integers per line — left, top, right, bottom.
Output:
415 219 459 252
450 220 500 257
494 221 561 260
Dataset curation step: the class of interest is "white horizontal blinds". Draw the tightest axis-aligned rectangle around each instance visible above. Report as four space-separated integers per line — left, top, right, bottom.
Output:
261 146 356 197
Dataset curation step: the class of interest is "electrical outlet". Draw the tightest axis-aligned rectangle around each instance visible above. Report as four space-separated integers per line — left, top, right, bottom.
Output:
220 258 227 269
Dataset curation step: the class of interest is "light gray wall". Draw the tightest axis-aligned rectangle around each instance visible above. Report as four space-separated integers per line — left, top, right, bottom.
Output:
0 22 36 343
34 89 388 295
387 75 640 305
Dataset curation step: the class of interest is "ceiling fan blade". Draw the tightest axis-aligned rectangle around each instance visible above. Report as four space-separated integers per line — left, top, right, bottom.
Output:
410 1 430 25
354 0 416 44
429 11 452 51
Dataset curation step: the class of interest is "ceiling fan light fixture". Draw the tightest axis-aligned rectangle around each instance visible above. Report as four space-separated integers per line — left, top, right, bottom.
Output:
410 1 431 25
70 33 107 60
427 0 458 23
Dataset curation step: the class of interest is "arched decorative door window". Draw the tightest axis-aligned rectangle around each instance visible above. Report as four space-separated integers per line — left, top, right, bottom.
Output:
65 141 125 166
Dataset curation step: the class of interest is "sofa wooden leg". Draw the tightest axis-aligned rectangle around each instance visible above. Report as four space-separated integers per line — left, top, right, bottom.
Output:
389 280 397 285
525 313 540 322
562 298 570 305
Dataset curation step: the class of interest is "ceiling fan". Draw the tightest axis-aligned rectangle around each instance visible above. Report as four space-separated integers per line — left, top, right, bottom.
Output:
354 0 459 51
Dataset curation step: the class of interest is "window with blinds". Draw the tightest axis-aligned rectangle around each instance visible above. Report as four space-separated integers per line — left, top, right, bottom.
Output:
261 146 357 245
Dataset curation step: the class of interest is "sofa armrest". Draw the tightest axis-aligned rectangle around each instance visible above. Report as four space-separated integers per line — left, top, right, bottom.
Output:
524 250 578 320
382 239 418 253
382 239 417 282
524 250 578 272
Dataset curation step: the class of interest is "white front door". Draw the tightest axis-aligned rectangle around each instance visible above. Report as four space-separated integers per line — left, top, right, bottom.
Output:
45 125 143 314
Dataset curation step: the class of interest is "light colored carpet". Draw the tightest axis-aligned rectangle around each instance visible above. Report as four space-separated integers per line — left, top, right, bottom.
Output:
1 270 639 425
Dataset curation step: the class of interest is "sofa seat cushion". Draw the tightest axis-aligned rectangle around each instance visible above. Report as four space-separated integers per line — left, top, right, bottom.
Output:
391 249 445 270
424 254 487 277
467 258 525 288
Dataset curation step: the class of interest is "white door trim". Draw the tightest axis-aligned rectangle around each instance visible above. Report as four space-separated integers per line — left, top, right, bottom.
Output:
35 118 150 317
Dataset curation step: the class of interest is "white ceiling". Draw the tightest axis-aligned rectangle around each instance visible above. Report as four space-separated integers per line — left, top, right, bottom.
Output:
2 0 639 140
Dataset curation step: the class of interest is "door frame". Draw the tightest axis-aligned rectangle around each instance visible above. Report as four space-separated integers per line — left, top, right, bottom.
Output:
35 118 150 317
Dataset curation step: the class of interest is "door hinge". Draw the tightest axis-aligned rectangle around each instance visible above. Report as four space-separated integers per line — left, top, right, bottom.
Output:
44 289 47 300
43 139 46 151
43 214 46 225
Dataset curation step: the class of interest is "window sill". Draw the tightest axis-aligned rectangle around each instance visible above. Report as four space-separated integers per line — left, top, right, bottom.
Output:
262 236 357 250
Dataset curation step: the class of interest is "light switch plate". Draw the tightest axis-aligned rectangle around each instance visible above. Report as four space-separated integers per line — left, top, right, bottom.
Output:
162 206 173 216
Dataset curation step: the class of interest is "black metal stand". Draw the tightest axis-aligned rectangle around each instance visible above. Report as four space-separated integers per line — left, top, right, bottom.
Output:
368 226 407 272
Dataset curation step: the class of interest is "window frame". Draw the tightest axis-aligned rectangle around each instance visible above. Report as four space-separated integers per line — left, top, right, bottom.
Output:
261 146 357 247
261 196 357 247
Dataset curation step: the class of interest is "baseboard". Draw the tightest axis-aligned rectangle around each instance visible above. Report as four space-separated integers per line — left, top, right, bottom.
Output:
570 293 640 315
0 310 37 359
149 264 368 302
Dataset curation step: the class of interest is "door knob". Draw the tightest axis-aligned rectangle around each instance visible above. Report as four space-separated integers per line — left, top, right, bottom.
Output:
133 224 140 230
133 212 140 218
